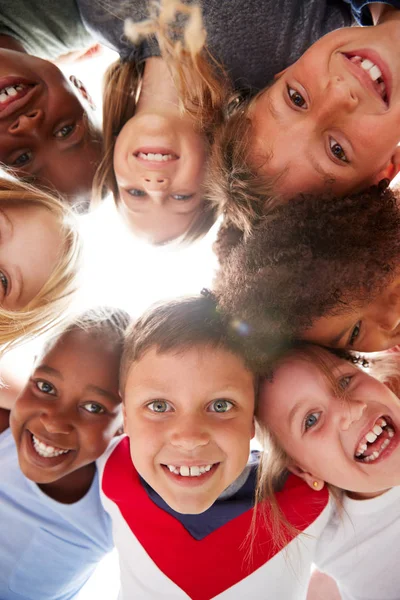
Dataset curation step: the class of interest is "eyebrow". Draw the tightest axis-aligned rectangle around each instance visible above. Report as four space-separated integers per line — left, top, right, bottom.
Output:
86 384 120 405
35 365 63 379
267 94 338 186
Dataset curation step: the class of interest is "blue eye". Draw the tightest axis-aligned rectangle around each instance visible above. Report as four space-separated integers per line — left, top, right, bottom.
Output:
11 151 32 166
82 402 105 414
172 194 193 201
36 380 56 395
338 375 353 391
147 400 171 413
0 270 8 294
209 399 234 413
304 412 320 431
127 189 146 197
54 124 75 138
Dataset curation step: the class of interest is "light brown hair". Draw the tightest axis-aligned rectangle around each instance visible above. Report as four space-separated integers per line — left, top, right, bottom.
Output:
120 294 258 394
93 0 228 244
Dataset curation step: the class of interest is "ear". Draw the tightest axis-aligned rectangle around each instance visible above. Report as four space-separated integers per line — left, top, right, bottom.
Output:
69 75 96 110
288 464 325 491
122 402 127 432
372 145 400 184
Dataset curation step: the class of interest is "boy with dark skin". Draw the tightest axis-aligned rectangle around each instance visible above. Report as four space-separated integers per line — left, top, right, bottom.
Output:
0 0 102 205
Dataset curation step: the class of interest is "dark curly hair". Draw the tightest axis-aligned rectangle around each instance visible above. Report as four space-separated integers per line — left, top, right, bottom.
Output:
214 185 400 359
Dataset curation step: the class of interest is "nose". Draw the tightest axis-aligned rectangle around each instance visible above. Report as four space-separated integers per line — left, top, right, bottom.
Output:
319 76 358 117
142 173 170 193
39 408 74 435
169 415 210 451
8 108 44 135
337 399 367 431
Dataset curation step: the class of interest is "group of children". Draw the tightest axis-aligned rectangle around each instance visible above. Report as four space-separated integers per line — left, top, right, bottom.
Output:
2 0 400 598
2 292 400 598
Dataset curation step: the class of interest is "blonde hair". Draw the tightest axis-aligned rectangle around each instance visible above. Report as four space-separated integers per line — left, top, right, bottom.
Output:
0 178 81 355
93 0 227 244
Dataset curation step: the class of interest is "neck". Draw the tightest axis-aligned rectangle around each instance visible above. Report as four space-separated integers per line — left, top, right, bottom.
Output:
346 487 391 500
38 463 96 504
0 35 26 53
135 57 180 115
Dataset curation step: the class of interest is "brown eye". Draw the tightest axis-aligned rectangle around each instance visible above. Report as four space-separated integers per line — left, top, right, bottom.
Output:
329 138 348 163
287 86 307 108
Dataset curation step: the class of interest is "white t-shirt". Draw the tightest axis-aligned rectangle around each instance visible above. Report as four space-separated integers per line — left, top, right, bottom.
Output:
315 486 400 600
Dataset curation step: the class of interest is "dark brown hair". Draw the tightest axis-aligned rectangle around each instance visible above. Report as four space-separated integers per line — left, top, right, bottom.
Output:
214 185 400 360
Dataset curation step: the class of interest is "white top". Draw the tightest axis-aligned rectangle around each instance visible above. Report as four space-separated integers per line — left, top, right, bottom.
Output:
315 485 400 600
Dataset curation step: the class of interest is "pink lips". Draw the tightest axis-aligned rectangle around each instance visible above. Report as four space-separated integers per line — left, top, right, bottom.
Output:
342 50 391 108
0 81 39 119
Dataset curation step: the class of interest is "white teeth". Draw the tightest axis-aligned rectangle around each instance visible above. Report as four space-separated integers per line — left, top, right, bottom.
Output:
373 425 383 436
377 418 387 427
32 434 69 458
137 152 174 162
369 64 382 82
0 93 8 104
165 464 214 477
6 87 18 97
388 428 395 438
366 432 377 443
361 59 374 71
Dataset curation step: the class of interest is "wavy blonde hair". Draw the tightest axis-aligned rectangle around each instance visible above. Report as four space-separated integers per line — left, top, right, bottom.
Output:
93 0 228 244
0 178 81 355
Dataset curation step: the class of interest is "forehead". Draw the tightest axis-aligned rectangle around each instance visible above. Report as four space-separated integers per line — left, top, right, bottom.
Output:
125 345 253 392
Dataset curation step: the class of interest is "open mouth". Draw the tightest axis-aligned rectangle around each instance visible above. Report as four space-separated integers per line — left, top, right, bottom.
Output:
354 416 395 463
0 82 35 112
343 53 389 107
31 433 71 459
162 463 218 477
134 148 179 163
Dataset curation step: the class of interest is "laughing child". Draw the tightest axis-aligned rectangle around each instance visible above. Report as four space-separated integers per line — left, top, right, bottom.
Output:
0 307 130 600
98 294 332 599
258 344 400 599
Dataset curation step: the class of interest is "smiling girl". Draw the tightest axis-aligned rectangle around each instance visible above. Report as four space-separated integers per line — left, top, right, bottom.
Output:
257 344 400 599
0 177 80 354
0 307 129 600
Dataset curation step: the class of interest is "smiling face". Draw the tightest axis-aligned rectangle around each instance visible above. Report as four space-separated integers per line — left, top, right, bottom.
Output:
10 329 122 488
0 49 101 203
123 345 255 514
250 21 400 197
113 112 207 244
0 202 63 310
259 350 400 497
302 276 400 352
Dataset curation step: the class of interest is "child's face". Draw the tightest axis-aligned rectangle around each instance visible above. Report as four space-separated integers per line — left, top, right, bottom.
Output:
113 112 206 244
10 329 122 484
123 346 255 514
301 277 400 352
0 203 62 310
0 49 101 203
259 350 400 496
250 21 400 198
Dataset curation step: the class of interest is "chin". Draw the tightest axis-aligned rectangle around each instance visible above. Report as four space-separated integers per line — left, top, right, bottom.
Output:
167 498 215 515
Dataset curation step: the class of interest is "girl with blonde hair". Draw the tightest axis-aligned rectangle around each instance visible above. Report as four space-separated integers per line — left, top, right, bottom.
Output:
257 344 400 599
0 177 81 354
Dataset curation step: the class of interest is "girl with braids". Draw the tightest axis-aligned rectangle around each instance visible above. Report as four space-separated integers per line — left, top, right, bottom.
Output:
214 185 400 354
0 177 81 355
257 343 400 599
